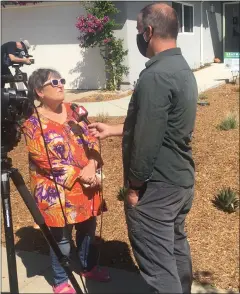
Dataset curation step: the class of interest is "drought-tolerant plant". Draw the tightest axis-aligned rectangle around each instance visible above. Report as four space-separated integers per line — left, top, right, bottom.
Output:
213 187 239 213
198 93 208 100
117 186 128 201
217 113 238 130
96 112 109 123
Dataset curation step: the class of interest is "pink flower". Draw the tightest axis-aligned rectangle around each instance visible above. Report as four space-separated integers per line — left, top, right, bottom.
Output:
103 16 109 23
103 38 111 44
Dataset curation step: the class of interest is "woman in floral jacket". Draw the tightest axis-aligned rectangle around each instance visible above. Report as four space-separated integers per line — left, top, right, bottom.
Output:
23 68 109 294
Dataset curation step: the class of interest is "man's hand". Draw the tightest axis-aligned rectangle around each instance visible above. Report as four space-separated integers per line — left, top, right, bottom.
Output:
9 54 32 65
126 189 140 207
24 58 32 65
88 122 111 139
88 123 124 139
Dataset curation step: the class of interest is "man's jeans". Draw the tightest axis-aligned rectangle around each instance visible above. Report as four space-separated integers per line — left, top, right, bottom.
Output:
125 181 194 293
50 217 97 287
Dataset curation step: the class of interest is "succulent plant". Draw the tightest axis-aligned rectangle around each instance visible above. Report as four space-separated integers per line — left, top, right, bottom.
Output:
213 188 239 213
117 186 128 201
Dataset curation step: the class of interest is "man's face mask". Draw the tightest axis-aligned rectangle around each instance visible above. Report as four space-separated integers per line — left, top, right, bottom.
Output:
136 28 153 58
136 32 149 57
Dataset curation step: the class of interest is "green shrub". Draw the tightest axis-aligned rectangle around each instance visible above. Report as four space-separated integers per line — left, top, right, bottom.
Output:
217 113 238 130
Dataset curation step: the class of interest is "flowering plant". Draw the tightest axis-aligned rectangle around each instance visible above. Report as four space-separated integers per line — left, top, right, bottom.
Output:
76 1 128 90
76 14 112 47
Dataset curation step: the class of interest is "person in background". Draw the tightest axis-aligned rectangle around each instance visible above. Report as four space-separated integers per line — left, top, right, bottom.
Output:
88 3 198 293
1 39 31 87
23 68 110 294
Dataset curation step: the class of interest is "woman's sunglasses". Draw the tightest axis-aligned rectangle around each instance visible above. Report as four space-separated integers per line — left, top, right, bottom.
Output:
43 78 66 87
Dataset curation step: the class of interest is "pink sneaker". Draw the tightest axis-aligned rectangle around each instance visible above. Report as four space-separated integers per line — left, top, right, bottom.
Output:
81 266 111 282
52 282 76 293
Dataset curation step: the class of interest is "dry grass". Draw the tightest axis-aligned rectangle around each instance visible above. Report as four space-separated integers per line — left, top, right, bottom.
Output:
1 84 239 291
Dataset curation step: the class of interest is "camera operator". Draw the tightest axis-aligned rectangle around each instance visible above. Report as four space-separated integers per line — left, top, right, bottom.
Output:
1 39 31 88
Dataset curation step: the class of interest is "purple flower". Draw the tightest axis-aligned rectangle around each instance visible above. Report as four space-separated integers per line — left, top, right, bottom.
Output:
65 201 73 208
77 137 85 145
29 116 39 127
44 131 63 144
52 167 65 178
53 143 65 158
42 186 59 204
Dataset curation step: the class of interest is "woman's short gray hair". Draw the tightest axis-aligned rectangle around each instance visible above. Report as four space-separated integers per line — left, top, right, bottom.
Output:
27 68 61 101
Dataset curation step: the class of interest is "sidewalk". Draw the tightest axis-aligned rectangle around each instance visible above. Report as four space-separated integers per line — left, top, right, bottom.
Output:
1 246 230 293
66 63 234 117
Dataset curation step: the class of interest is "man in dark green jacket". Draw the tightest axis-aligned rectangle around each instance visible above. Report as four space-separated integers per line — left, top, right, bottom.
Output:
89 3 198 293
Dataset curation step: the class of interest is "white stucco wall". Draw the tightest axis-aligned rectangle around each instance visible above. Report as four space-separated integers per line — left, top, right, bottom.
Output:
176 1 201 70
178 1 222 68
116 1 223 87
2 1 223 90
1 2 106 89
122 1 166 87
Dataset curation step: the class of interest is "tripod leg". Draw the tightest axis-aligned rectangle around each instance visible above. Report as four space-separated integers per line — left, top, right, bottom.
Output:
10 168 84 294
1 171 19 294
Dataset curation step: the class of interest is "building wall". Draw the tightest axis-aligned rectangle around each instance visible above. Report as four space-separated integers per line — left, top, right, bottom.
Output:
116 1 223 88
1 1 223 90
175 1 201 70
1 2 106 89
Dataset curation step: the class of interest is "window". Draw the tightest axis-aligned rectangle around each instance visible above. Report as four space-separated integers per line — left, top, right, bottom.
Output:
172 2 194 33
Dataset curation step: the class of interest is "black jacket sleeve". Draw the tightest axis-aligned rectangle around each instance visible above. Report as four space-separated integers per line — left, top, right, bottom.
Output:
128 72 172 183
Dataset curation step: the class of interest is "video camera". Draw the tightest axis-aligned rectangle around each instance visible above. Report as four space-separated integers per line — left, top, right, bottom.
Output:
1 53 34 153
2 52 34 84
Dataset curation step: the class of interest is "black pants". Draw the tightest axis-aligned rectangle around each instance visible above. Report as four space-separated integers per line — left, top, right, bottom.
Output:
125 181 194 293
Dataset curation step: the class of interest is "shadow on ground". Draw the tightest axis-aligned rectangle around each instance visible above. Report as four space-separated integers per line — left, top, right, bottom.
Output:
14 226 138 289
13 226 238 293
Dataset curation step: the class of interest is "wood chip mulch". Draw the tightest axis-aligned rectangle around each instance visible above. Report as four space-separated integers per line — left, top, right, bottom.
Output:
1 84 239 291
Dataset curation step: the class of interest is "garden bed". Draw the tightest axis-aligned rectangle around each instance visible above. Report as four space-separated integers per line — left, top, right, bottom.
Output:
1 83 239 291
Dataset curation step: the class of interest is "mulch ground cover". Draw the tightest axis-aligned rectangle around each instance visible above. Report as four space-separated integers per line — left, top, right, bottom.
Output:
1 83 239 291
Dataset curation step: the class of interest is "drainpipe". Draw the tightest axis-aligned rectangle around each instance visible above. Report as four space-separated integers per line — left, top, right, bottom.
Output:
200 1 204 66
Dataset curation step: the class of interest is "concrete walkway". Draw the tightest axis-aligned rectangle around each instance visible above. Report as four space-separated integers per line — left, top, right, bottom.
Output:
65 63 234 117
1 246 231 293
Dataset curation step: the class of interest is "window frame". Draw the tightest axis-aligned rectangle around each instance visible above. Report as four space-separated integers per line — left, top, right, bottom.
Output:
172 1 194 35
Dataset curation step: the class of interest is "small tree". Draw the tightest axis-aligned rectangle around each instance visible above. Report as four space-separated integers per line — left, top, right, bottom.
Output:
76 1 129 90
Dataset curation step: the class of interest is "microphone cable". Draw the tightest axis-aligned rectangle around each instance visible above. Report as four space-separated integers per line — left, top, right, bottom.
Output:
70 104 108 276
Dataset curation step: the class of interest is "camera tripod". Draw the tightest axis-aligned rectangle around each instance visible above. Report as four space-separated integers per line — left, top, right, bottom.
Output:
1 148 83 294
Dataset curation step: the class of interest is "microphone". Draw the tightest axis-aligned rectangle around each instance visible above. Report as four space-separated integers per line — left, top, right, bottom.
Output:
71 103 90 125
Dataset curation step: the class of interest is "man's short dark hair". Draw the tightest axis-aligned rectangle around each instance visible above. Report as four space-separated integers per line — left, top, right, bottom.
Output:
28 68 61 100
140 3 179 40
